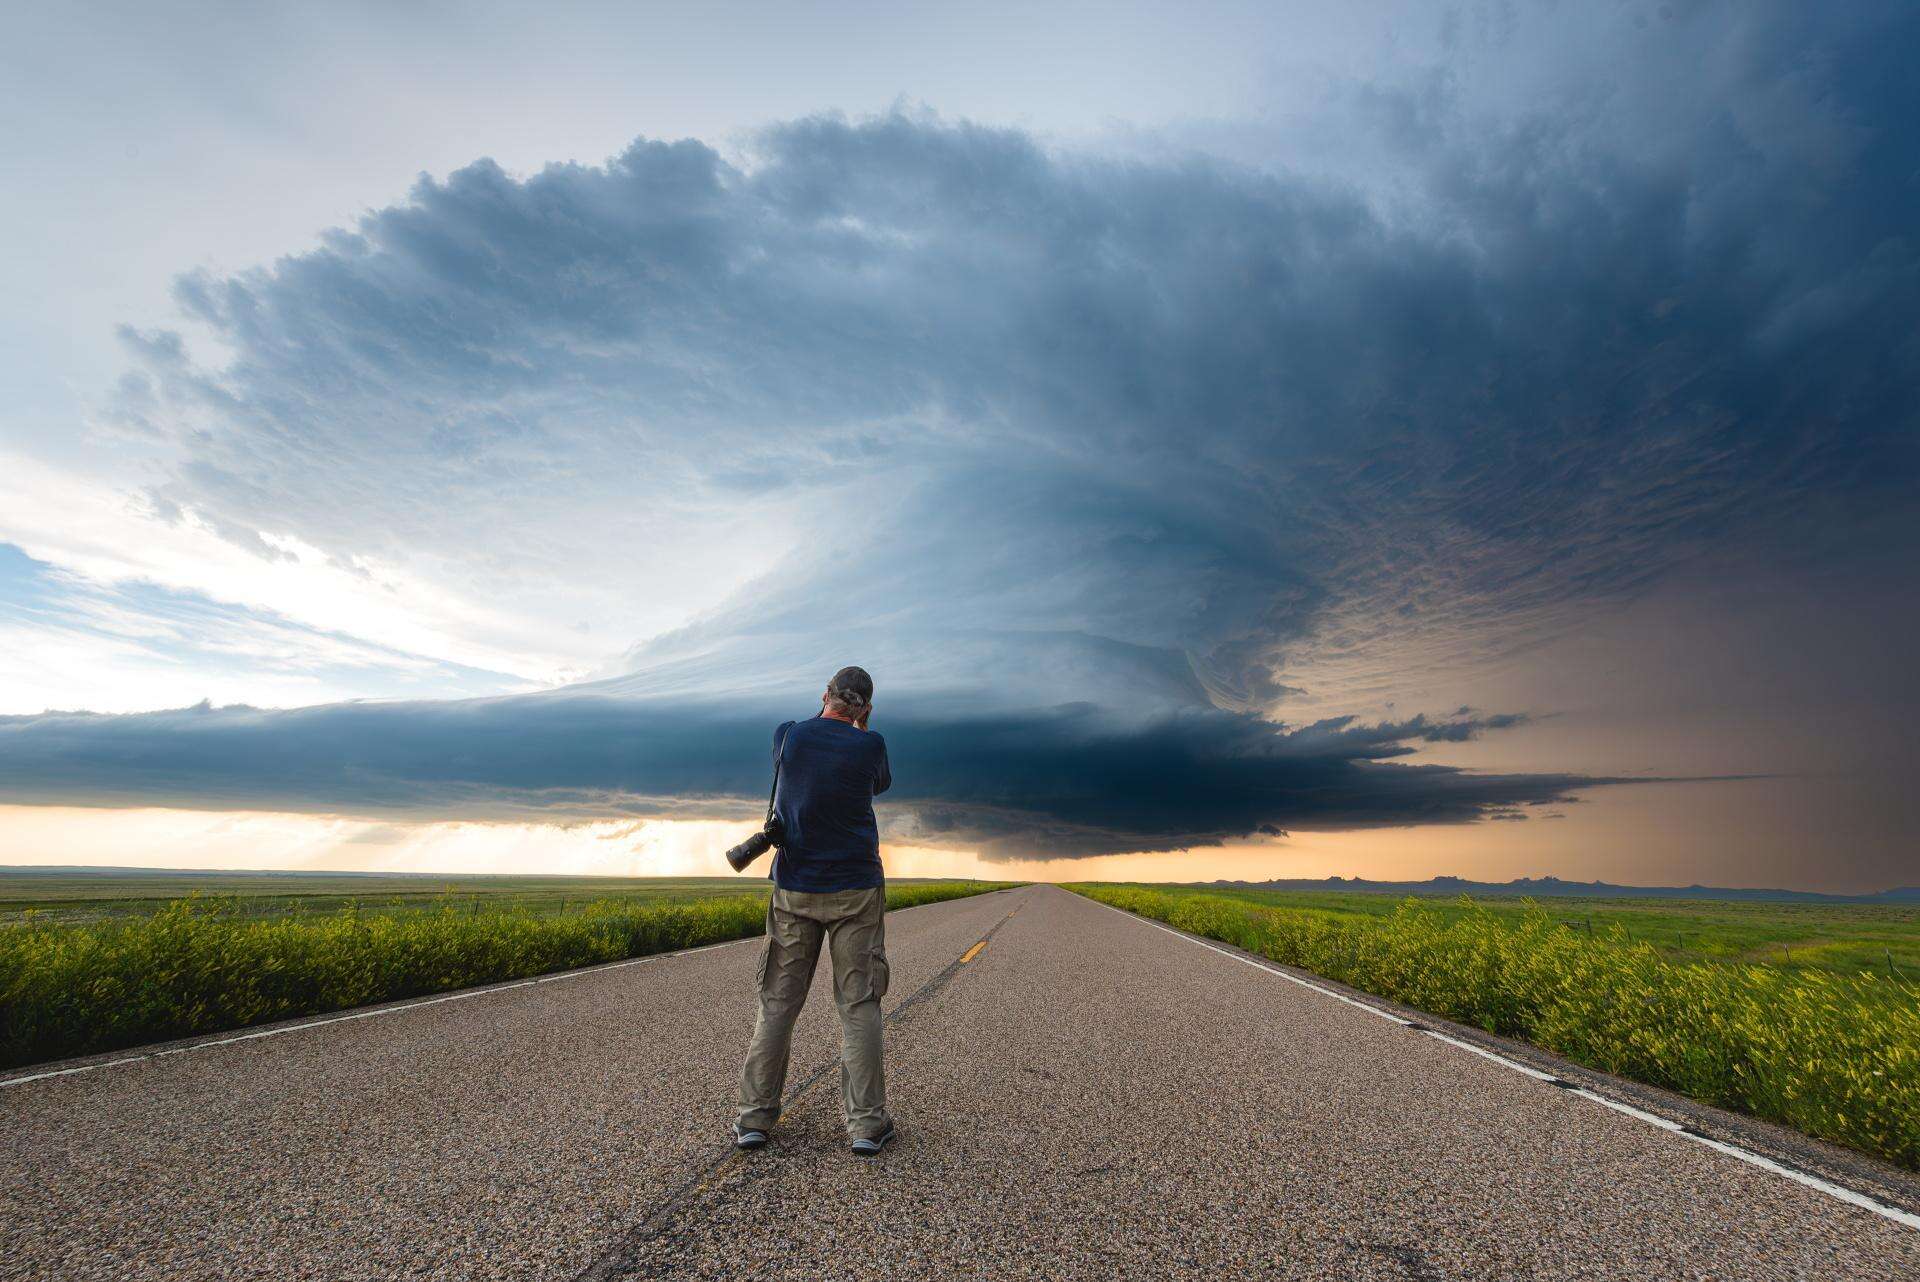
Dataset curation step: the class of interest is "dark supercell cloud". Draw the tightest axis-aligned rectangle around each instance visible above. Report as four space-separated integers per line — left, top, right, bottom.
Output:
0 697 1607 857
16 3 1919 857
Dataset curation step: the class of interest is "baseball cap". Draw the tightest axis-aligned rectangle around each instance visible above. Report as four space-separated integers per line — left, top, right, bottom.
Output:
827 665 874 708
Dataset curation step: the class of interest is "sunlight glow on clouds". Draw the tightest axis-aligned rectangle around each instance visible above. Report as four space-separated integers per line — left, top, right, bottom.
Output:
0 453 578 695
0 543 531 714
0 806 993 881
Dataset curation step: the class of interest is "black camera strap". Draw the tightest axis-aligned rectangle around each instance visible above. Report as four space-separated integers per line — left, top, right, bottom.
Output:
762 722 794 880
765 722 792 828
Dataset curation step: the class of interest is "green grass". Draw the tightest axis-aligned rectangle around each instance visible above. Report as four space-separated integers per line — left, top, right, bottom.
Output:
1183 887 1920 980
0 871 768 925
0 877 1017 1071
1068 883 1920 1171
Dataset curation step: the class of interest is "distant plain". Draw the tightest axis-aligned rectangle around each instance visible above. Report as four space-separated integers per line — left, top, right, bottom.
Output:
0 869 760 926
4 868 1917 979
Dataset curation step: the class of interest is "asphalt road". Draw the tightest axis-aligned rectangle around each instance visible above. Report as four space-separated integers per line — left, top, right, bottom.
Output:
4 884 1917 1280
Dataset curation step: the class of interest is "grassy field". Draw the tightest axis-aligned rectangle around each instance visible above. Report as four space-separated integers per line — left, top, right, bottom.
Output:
1188 887 1920 981
0 870 766 925
0 871 1017 1072
1069 884 1920 1170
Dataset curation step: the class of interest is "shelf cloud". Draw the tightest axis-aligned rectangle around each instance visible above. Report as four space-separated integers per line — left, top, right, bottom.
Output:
0 695 1611 857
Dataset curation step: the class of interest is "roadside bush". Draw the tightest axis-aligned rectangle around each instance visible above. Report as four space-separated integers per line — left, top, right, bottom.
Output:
1070 885 1920 1171
0 881 1014 1070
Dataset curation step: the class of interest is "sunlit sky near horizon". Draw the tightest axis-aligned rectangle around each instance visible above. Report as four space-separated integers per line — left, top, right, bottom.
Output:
3 2 1917 891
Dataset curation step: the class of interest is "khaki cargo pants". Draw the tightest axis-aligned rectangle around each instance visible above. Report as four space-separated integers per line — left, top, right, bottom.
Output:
737 885 892 1141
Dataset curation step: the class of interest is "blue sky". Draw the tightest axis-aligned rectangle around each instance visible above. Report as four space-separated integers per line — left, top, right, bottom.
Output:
2 2 1916 888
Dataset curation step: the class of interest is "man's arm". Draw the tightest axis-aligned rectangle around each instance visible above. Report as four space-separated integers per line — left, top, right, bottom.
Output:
872 735 891 796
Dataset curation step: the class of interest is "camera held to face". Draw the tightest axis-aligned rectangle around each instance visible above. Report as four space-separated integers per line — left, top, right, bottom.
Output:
725 814 784 872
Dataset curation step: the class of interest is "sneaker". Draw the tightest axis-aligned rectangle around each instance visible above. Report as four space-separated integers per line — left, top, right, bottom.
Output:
733 1126 769 1151
850 1121 896 1157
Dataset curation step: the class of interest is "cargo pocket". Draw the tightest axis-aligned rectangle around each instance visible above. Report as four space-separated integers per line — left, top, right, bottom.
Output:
868 945 890 1001
755 900 776 992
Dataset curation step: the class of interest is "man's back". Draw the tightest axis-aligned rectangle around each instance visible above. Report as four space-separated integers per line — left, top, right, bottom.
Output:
770 715 891 892
738 667 896 1156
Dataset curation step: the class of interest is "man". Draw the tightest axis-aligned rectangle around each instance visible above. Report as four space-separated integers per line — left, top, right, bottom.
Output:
735 665 895 1156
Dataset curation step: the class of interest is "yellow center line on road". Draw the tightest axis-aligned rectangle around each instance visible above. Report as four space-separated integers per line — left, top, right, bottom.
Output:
768 932 994 1130
589 897 1034 1274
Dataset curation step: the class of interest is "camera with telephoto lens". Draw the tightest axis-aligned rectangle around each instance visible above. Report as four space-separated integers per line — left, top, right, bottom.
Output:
724 815 784 872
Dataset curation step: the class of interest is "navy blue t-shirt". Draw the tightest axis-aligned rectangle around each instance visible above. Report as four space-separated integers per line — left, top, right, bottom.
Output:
769 715 891 892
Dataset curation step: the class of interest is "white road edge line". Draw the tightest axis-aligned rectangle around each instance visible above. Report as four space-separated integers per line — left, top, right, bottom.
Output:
1130 912 1413 1025
0 887 1021 1091
1087 896 1920 1234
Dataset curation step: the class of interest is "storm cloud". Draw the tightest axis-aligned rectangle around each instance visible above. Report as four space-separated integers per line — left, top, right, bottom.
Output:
0 695 1608 857
11 2 1918 857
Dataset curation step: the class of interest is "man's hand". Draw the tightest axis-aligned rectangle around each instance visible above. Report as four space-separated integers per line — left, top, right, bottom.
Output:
856 705 871 730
